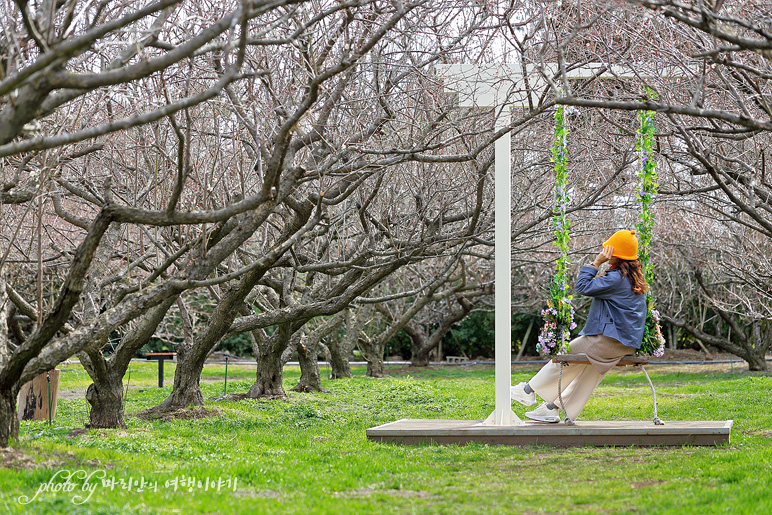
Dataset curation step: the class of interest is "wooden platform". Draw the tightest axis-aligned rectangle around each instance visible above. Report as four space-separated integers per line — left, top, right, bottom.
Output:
367 419 733 447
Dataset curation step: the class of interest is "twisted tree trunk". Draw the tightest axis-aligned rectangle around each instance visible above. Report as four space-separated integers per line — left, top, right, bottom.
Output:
363 335 386 378
291 338 325 393
0 278 9 375
409 339 431 367
0 386 19 448
248 324 292 399
664 315 769 372
745 352 768 372
82 297 177 425
407 297 473 367
291 314 342 392
151 206 316 410
327 340 353 379
1 217 111 445
154 269 281 411
249 351 287 398
77 224 129 427
364 276 470 372
151 341 206 410
0 280 18 443
79 342 129 428
85 374 126 428
327 307 370 379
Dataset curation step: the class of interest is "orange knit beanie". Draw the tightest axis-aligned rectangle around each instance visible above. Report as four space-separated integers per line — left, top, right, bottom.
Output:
603 230 639 260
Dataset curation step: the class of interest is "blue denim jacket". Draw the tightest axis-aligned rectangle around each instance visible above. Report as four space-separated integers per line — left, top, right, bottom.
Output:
575 265 647 349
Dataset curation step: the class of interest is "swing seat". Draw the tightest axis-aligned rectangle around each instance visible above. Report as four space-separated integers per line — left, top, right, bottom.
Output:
552 353 650 366
552 353 664 426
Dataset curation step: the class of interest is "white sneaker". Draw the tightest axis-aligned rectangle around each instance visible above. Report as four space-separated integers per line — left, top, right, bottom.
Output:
510 382 537 406
525 402 560 423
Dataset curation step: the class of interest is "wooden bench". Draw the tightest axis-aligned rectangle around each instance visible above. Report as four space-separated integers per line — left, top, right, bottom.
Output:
145 352 176 388
552 353 663 426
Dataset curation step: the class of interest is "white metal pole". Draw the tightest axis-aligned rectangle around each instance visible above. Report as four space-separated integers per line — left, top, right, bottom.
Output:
495 105 513 423
482 103 521 426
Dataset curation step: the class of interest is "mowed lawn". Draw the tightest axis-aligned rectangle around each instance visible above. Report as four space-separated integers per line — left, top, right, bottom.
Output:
1 360 770 514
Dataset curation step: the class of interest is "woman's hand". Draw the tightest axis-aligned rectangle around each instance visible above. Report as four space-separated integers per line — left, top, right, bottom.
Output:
592 245 614 267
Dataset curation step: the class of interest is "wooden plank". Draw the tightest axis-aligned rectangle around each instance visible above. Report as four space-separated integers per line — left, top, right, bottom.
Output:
370 419 731 435
553 353 650 366
366 419 732 447
17 370 60 422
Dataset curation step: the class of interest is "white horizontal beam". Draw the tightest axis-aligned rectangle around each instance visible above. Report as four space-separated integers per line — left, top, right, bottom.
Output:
437 63 692 108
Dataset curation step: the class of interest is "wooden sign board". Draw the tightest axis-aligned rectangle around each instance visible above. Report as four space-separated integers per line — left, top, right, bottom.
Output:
17 369 60 421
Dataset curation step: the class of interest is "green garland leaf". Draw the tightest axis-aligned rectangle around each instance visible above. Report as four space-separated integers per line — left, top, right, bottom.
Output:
635 109 665 357
538 106 576 356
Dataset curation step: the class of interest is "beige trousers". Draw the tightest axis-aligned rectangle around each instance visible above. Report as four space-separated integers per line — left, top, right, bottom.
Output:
528 334 631 420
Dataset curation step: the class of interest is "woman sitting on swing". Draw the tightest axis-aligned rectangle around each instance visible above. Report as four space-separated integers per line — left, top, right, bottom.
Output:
511 230 648 423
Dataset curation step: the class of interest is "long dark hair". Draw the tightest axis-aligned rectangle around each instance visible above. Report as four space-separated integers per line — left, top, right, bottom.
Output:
617 259 649 295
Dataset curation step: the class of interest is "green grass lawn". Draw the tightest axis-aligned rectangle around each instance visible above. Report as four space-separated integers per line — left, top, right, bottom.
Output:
1 361 770 514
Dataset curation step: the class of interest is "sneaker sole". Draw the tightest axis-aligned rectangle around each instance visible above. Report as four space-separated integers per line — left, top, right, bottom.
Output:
525 414 560 423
